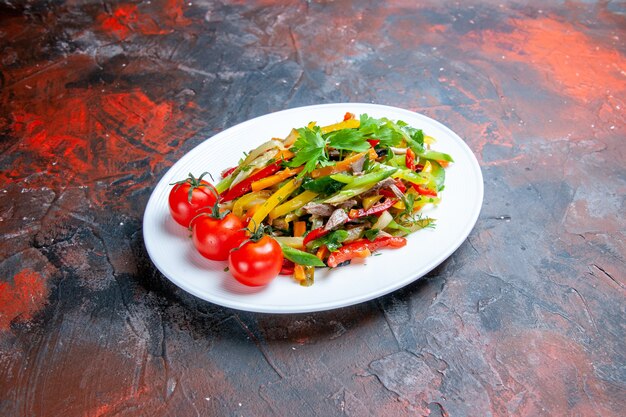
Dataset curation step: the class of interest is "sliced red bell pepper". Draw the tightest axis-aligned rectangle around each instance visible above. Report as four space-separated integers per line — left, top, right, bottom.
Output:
221 166 237 178
279 259 295 275
406 148 416 171
366 139 380 148
343 112 355 121
348 198 398 219
327 236 407 267
414 185 438 197
303 227 329 246
379 189 395 198
220 162 282 202
367 236 407 250
394 179 407 193
379 179 406 199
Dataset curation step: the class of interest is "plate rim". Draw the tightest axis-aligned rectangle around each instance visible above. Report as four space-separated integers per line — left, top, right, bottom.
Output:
143 103 484 313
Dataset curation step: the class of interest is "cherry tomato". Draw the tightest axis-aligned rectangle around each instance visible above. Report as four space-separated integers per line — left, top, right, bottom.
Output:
168 173 217 227
192 213 246 261
228 236 283 286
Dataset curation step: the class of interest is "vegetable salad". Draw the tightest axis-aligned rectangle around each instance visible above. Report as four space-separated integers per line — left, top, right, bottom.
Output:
209 112 453 286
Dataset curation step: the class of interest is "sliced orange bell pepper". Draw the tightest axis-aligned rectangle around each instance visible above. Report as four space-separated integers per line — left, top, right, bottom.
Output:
310 148 376 179
274 149 295 161
320 118 360 134
293 221 306 237
251 166 303 192
294 264 306 281
316 245 330 261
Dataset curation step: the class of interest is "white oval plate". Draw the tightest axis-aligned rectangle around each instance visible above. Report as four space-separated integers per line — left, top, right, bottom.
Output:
143 103 483 313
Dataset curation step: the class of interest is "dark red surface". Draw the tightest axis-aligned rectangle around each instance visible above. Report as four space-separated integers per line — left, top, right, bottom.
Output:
1 1 625 415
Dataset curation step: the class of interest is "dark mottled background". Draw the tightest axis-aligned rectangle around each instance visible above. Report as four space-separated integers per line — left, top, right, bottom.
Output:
1 0 625 416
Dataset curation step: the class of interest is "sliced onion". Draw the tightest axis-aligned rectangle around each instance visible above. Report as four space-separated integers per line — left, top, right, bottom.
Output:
243 140 283 166
344 226 365 243
232 191 271 217
372 210 393 231
273 236 305 249
230 149 279 188
310 215 324 230
390 146 407 155
283 128 299 147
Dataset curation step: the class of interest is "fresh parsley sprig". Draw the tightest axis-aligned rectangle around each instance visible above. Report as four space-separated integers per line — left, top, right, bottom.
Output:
287 125 372 175
286 126 328 175
360 114 425 154
287 115 429 176
325 129 370 153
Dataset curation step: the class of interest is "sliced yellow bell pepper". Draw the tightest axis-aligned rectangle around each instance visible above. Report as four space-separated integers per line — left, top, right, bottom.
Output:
316 245 329 261
232 191 272 218
393 188 421 212
269 190 318 220
285 213 299 223
362 195 383 210
251 166 303 192
392 200 406 210
248 178 301 232
320 118 359 134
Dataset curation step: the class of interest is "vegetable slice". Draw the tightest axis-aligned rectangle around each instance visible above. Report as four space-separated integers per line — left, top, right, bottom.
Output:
420 150 454 163
348 198 397 219
221 162 283 202
327 237 407 267
232 190 272 217
320 118 360 134
269 190 319 220
248 178 301 232
280 245 325 267
303 227 329 246
310 149 375 179
251 167 303 192
274 236 305 249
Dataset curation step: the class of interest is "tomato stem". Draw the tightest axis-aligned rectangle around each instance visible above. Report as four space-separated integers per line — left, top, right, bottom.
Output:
247 220 271 242
169 172 216 203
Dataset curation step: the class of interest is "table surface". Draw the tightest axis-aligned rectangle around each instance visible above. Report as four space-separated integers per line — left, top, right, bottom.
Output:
1 1 625 416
